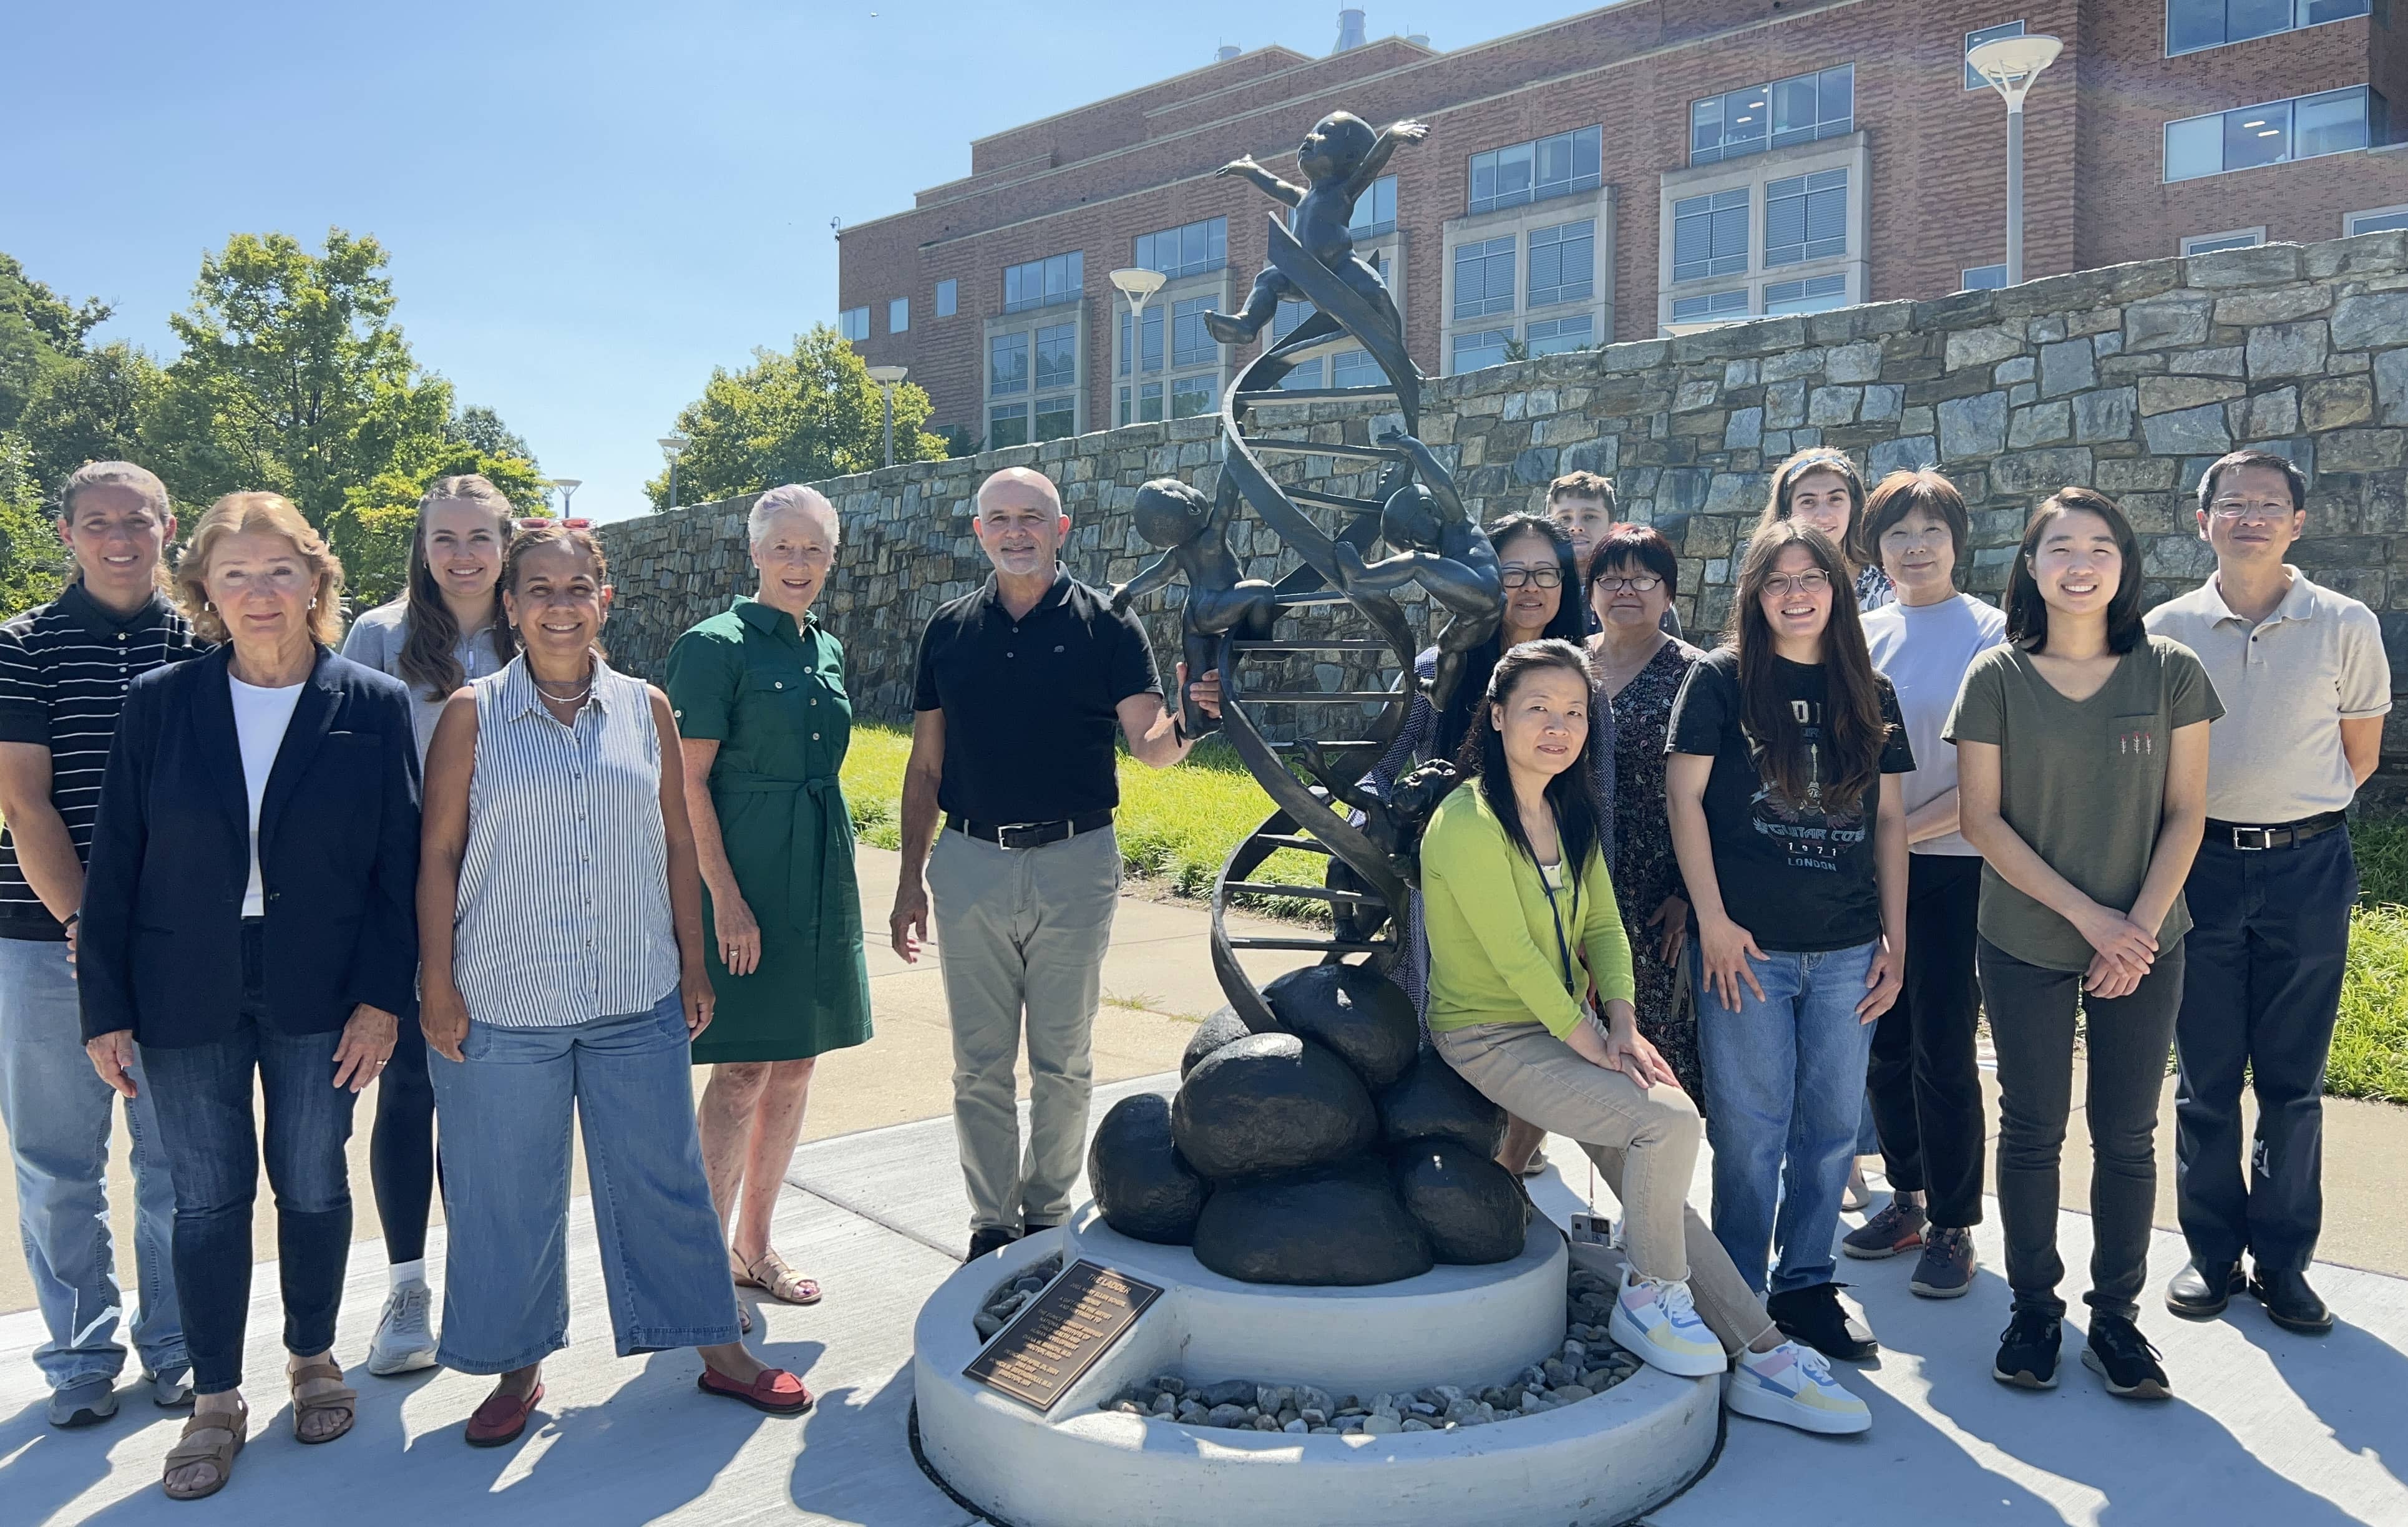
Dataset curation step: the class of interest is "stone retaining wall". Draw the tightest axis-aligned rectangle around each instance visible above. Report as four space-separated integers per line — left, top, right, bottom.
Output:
600 230 2408 794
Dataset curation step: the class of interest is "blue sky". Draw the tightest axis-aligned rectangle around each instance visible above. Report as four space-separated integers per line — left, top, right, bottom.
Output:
4 0 1586 521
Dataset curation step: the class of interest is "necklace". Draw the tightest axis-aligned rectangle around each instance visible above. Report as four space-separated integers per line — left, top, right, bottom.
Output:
533 670 593 705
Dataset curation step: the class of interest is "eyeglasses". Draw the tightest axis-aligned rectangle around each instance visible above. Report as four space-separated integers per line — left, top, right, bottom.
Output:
2206 499 2293 524
515 518 592 530
1499 566 1563 590
1591 573 1663 593
1760 570 1833 597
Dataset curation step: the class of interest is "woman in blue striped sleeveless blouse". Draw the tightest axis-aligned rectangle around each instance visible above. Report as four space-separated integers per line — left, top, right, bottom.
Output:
416 524 812 1445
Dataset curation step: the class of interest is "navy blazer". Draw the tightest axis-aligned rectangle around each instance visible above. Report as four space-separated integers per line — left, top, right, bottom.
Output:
79 644 422 1047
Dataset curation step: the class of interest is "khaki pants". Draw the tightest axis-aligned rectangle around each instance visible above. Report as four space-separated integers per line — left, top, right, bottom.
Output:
1432 1019 1775 1354
927 824 1120 1235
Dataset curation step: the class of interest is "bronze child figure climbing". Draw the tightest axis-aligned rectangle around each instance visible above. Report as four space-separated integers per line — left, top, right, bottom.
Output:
1109 478 1278 736
1203 111 1427 346
1328 431 1502 716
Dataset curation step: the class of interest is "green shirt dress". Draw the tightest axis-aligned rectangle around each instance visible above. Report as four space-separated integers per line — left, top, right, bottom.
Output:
665 597 874 1064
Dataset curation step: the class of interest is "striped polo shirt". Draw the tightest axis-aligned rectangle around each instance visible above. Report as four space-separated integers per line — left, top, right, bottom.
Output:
452 655 681 1027
0 583 205 941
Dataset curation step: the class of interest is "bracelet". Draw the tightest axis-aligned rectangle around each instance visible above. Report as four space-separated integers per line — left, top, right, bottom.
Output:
61 912 79 930
1171 715 1190 748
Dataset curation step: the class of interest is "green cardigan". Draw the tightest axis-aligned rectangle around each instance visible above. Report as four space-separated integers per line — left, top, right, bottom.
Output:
1418 781 1635 1038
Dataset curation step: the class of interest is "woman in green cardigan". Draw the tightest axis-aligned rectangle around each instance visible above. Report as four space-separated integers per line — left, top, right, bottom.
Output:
1420 640 1869 1437
665 485 874 1314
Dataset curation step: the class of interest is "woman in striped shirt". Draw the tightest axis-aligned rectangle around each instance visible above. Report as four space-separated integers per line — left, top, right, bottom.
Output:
416 524 811 1447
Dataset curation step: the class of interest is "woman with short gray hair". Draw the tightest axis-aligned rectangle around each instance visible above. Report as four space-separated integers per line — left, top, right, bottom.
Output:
666 485 873 1317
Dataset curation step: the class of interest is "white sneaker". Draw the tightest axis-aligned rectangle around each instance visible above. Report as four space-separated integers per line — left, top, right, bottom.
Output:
1724 1340 1872 1435
367 1282 439 1376
1609 1267 1728 1377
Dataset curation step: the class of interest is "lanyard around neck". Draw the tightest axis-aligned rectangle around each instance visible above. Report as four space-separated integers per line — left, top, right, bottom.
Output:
1536 860 1578 996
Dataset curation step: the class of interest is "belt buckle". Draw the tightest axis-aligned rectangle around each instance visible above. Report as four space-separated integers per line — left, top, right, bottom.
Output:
2233 826 2270 851
997 821 1044 851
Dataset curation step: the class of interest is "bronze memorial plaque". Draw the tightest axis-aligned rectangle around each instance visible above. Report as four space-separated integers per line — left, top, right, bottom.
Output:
963 1259 1164 1412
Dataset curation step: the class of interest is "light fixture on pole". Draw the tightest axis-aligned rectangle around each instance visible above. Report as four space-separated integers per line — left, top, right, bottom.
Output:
657 434 690 509
1107 269 1168 420
866 366 909 468
1967 32 2064 288
550 478 582 518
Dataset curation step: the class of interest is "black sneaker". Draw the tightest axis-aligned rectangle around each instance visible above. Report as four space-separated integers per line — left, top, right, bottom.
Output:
967 1226 1020 1259
2082 1314 2172 1401
1766 1281 1878 1361
1993 1305 2062 1390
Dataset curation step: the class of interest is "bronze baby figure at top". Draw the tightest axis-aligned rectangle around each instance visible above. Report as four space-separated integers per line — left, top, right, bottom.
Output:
1203 110 1427 347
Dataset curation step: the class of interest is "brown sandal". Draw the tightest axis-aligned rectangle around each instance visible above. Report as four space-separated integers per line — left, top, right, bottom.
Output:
736 1251 822 1307
288 1359 356 1445
162 1402 247 1501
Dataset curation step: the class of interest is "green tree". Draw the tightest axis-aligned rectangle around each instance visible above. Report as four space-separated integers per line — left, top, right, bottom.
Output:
0 433 68 613
14 341 162 493
447 403 539 469
144 229 452 526
1 251 110 434
327 441 548 608
646 326 944 509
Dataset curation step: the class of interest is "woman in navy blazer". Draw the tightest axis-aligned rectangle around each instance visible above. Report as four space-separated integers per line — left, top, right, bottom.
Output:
77 492 419 1501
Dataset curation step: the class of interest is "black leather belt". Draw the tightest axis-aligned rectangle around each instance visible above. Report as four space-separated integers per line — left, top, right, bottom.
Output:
2205 811 2347 851
948 810 1114 851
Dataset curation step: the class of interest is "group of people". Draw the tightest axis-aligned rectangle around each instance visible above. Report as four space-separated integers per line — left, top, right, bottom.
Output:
0 466 867 1498
0 434 2386 1488
1395 446 2385 1433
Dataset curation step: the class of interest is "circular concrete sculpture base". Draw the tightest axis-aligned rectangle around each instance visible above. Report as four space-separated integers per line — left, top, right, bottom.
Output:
912 1204 1719 1527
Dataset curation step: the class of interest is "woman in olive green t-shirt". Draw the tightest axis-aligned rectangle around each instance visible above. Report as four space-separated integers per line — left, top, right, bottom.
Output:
1949 488 2221 1403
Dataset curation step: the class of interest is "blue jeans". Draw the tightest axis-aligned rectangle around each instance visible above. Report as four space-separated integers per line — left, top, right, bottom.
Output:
1695 939 1879 1298
0 937 187 1390
429 991 739 1373
140 923 356 1396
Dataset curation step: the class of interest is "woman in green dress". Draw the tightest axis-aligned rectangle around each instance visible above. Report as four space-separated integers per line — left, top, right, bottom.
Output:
665 485 872 1310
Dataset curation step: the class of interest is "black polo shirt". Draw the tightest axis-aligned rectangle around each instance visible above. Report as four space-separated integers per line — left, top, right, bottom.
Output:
0 582 207 940
912 568 1162 824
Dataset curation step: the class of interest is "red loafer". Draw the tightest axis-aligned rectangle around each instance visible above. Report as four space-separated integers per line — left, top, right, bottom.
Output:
466 1382 543 1447
698 1365 814 1415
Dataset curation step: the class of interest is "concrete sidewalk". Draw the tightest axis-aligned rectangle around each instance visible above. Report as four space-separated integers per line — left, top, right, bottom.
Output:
4 1076 2402 1526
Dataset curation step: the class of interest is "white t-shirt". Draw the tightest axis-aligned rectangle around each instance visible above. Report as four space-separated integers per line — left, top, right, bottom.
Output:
229 675 306 917
1862 593 2008 856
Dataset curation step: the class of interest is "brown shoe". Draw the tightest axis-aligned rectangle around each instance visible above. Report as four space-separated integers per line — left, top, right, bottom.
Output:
698 1365 814 1415
466 1380 544 1447
161 1402 247 1501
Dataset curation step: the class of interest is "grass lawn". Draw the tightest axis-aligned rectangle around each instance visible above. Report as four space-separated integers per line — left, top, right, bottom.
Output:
839 719 2408 1105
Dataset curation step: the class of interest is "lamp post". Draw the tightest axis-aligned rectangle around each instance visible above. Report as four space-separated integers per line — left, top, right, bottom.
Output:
865 366 909 467
1967 33 2064 288
1107 268 1168 422
657 434 690 509
550 478 582 518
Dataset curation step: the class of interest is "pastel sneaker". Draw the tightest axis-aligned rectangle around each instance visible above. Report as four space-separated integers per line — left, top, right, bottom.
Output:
368 1282 439 1377
1609 1267 1728 1377
1725 1340 1873 1435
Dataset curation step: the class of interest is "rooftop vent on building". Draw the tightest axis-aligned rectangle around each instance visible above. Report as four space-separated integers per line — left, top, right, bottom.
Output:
1216 44 1241 62
1334 7 1367 53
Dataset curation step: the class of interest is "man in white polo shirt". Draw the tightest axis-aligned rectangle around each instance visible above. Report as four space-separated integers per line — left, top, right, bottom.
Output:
2145 449 2392 1335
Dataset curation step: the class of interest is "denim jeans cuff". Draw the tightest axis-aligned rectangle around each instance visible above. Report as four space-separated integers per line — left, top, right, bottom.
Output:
437 1334 568 1377
620 1323 743 1357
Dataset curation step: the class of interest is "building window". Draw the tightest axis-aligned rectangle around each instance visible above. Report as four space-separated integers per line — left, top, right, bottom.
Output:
888 297 909 333
1171 374 1216 419
839 306 870 341
935 279 957 318
1452 328 1513 373
1961 263 2009 290
1964 22 2027 89
989 332 1028 395
2349 204 2408 235
1763 273 1848 315
1528 219 1595 307
1764 169 1848 267
2183 227 2268 255
1691 64 1853 165
1171 296 1216 369
1273 300 1323 388
1670 289 1750 323
989 402 1030 448
1119 303 1167 376
1003 250 1083 312
1453 235 1517 319
1468 126 1602 214
1134 218 1228 279
2164 86 2373 180
1034 394 1076 441
1672 188 1750 281
1120 381 1171 426
1332 349 1382 389
1350 175 1399 237
1034 323 1077 393
2169 0 2368 56
1525 313 1594 355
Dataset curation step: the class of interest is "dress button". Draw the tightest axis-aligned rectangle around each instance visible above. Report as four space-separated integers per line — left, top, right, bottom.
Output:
812 732 821 741
774 680 784 690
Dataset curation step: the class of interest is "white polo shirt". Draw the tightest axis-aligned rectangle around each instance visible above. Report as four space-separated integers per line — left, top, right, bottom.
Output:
2144 566 2393 822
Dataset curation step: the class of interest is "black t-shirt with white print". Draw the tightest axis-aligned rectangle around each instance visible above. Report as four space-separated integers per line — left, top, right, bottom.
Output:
1665 647 1914 953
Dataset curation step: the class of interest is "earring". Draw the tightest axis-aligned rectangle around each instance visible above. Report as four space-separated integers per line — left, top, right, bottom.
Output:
202 600 213 613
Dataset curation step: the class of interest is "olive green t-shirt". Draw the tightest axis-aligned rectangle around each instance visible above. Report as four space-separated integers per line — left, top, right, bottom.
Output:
1942 636 2223 972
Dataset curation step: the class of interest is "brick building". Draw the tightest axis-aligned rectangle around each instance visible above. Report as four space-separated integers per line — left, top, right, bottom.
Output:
837 0 2408 451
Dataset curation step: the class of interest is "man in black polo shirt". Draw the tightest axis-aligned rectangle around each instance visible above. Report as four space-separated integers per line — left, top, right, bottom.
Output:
0 462 204 1427
890 467 1219 1259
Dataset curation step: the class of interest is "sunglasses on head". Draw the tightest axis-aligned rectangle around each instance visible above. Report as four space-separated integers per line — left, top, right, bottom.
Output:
515 518 592 530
